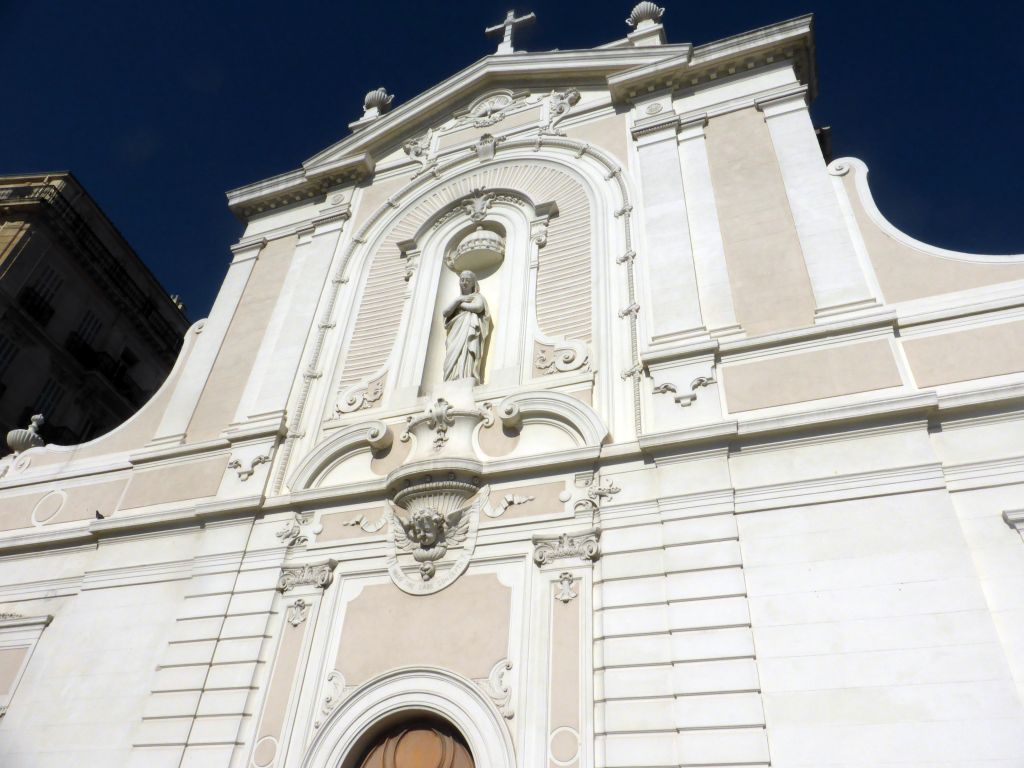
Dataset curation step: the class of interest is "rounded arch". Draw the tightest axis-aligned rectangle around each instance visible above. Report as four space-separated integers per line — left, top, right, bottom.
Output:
334 153 609 393
301 667 515 768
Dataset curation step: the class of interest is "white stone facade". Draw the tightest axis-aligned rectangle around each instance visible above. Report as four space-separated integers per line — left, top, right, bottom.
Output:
3 7 1024 767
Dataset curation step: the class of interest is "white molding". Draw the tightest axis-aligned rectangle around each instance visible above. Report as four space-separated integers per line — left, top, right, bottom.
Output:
300 666 516 768
1003 509 1024 532
150 252 260 447
832 157 1024 264
495 390 608 447
734 462 946 514
943 455 1024 493
288 421 391 491
758 88 878 319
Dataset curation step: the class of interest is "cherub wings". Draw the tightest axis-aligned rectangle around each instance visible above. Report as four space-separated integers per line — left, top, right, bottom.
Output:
386 501 418 553
444 485 490 546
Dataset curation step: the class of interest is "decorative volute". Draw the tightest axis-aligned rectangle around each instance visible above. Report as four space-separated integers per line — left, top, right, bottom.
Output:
6 414 44 456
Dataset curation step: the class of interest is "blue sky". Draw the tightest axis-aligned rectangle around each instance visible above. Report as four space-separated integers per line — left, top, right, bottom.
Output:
3 1 1021 319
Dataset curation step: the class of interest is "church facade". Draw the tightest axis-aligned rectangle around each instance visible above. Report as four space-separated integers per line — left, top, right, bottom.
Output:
3 6 1024 767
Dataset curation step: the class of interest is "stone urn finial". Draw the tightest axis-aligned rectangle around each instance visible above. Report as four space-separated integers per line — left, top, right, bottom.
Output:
626 1 665 28
7 414 44 455
362 87 394 118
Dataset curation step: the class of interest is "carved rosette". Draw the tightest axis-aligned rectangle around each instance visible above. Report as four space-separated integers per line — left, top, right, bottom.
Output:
277 560 337 593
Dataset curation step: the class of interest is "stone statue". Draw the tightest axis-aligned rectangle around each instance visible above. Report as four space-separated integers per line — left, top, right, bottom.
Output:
442 270 490 384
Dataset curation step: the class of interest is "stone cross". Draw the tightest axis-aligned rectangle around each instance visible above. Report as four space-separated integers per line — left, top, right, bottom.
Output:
485 9 536 55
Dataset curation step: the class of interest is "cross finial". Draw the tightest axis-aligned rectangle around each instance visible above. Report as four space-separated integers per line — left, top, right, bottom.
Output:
485 9 536 55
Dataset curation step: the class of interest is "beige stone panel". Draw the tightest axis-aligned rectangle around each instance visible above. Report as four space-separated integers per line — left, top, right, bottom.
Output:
436 106 541 151
549 582 581 768
335 573 510 685
484 482 564 522
568 388 592 406
0 491 46 531
318 507 387 542
350 174 408 233
0 478 127 532
68 478 129 520
478 419 520 458
567 113 629 166
842 174 1024 303
251 615 307 766
705 108 816 335
187 235 296 442
119 454 229 510
0 646 27 694
369 425 411 475
903 321 1024 387
722 339 902 412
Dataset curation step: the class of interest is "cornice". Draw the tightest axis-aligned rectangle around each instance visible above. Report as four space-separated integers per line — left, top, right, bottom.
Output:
1003 509 1024 532
608 14 814 103
0 614 53 631
0 494 263 557
226 153 374 221
129 437 231 467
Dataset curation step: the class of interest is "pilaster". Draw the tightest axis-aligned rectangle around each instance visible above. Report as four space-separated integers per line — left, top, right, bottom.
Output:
148 239 263 449
233 205 349 427
630 96 706 348
676 115 742 339
757 88 879 320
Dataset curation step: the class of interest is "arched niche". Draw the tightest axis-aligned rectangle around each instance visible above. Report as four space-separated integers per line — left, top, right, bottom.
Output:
328 155 609 415
301 667 515 768
402 199 527 395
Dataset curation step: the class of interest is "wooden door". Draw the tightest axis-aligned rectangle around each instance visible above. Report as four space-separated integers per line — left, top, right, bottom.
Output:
355 721 473 768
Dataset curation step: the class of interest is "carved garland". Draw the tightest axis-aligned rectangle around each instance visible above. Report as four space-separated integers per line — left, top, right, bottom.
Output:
272 136 643 494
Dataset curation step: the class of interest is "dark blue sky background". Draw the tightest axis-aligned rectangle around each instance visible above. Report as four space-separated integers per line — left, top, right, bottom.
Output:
3 1 1021 319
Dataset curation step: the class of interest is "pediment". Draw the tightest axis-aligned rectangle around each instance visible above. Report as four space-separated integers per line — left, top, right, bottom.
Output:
226 15 814 219
302 45 686 174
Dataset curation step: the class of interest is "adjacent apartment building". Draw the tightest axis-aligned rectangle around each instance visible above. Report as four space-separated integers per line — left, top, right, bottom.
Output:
0 172 189 444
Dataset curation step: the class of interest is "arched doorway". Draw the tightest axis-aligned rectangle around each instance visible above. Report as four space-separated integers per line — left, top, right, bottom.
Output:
354 718 473 768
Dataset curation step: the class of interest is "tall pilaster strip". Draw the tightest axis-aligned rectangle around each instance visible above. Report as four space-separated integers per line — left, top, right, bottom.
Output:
632 115 706 345
677 115 742 338
758 89 878 319
234 212 347 425
149 240 262 447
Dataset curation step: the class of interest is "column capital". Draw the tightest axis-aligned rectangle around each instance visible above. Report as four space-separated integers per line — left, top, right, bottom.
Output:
755 86 809 119
630 113 681 143
677 113 709 142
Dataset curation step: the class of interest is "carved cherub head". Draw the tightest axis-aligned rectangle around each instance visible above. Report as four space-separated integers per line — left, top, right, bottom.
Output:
458 270 478 295
409 509 446 546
